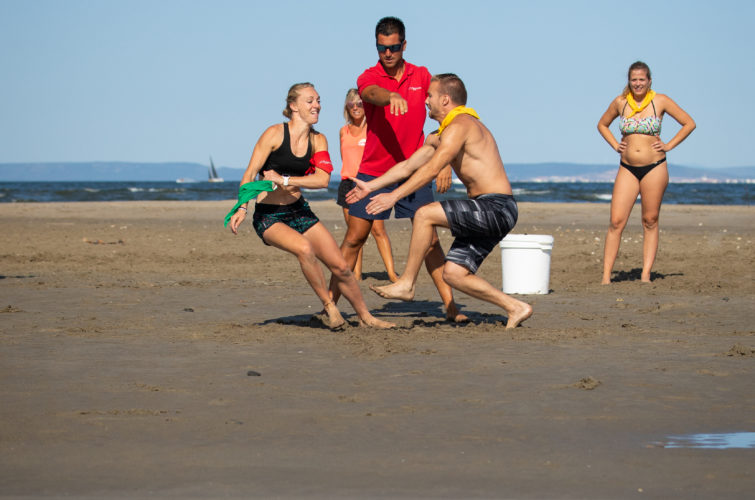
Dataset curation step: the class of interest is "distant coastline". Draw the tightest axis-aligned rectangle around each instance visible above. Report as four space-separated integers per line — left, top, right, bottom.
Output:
0 161 754 183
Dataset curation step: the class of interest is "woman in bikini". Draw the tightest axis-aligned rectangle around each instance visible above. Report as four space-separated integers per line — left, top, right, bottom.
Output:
228 82 394 329
597 61 695 284
336 88 398 282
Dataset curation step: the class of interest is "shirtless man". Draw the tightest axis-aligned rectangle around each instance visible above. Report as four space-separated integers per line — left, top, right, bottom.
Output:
346 74 533 329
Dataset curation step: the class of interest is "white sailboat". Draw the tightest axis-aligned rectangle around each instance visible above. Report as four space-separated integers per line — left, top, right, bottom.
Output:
208 156 224 183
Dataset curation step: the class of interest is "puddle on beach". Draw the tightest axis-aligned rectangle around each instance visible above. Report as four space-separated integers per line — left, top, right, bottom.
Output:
660 432 755 449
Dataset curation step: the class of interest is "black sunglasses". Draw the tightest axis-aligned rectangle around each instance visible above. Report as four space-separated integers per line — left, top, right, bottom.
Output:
376 42 403 53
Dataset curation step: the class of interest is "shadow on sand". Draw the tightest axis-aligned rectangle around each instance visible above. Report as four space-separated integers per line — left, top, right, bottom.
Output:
611 268 684 283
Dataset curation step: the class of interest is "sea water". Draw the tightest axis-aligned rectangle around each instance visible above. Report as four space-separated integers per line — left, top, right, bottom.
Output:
0 181 751 205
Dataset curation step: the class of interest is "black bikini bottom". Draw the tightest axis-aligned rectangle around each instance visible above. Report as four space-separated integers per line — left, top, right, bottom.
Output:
620 157 667 181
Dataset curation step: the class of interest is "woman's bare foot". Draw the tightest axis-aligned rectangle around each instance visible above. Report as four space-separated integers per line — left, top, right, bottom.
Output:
323 301 346 330
387 273 399 283
358 315 396 329
505 301 533 329
370 281 415 301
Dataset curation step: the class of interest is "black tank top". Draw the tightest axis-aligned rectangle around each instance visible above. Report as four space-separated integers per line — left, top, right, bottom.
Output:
260 123 312 176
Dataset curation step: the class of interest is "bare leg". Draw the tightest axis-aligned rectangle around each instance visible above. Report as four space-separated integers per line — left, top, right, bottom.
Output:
330 215 373 304
303 223 394 328
370 219 399 282
263 223 346 328
371 203 467 322
638 163 669 282
342 208 364 280
370 206 440 301
264 222 393 329
443 262 532 329
602 167 640 284
424 228 468 322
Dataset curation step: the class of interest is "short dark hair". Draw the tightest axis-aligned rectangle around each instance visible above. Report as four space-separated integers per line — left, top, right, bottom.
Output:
431 73 467 106
375 16 405 42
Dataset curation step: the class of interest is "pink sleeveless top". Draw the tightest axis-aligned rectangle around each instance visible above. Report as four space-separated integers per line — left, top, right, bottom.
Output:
339 124 366 180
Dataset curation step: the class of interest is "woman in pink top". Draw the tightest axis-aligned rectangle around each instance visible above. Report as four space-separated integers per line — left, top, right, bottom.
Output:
336 89 398 282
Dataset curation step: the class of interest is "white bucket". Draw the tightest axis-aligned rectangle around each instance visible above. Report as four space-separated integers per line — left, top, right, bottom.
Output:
499 234 554 294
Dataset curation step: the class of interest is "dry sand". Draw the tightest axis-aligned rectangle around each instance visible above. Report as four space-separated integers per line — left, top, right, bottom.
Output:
1 200 753 499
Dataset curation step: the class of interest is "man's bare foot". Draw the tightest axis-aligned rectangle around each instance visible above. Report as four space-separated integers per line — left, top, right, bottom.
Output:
358 315 396 329
505 301 533 329
370 282 415 301
323 301 346 330
601 279 611 285
445 304 469 323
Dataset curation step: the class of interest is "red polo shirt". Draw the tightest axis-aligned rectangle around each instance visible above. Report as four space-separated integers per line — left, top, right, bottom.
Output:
356 60 431 177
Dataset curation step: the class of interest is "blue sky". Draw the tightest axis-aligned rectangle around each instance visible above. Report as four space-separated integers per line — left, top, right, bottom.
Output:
1 0 753 172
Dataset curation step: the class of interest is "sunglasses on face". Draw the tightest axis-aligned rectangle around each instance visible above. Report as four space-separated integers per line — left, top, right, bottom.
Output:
376 42 403 53
347 101 363 109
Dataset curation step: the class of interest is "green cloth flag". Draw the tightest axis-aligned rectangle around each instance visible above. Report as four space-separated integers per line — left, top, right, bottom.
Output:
224 180 276 227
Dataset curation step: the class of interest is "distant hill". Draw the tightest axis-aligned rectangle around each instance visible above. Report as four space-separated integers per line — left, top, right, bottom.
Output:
1 161 753 183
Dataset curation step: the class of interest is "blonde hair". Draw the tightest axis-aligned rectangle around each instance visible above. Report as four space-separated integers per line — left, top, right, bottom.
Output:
343 88 361 124
281 82 319 155
282 82 315 118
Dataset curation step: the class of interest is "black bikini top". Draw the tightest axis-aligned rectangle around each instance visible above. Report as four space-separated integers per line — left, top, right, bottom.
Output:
260 123 312 177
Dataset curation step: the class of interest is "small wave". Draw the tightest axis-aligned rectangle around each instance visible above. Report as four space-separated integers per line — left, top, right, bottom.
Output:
514 188 551 196
83 188 100 193
594 193 612 201
128 187 144 193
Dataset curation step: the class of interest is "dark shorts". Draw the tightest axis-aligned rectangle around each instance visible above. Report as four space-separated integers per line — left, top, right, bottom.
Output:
348 172 434 220
336 178 355 208
442 194 518 274
252 197 319 245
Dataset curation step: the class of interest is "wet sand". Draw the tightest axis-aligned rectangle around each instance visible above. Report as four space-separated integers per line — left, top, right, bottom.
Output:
1 200 754 499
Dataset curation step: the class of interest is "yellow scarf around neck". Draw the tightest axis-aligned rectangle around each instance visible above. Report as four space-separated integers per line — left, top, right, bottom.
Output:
436 106 480 136
625 89 656 118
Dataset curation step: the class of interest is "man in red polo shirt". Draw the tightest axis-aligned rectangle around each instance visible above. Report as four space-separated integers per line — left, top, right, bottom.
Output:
333 16 466 323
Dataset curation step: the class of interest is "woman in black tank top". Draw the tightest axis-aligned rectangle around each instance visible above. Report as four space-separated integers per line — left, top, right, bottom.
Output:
227 83 394 330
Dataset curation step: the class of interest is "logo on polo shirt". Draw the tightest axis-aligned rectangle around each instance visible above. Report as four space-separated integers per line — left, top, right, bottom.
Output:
409 86 423 91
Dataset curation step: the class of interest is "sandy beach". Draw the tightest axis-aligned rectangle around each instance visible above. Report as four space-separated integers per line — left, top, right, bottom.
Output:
1 199 753 499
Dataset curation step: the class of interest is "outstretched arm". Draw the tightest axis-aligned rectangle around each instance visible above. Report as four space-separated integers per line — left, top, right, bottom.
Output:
345 144 436 204
365 126 464 214
361 84 408 116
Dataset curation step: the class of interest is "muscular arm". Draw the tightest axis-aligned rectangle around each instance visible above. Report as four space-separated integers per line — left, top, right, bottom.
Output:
229 124 281 233
345 142 437 205
368 144 436 190
365 126 464 214
361 84 408 116
240 125 280 185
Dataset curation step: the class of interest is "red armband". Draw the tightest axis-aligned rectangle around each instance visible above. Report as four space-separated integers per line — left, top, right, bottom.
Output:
307 151 334 175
